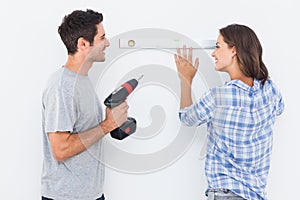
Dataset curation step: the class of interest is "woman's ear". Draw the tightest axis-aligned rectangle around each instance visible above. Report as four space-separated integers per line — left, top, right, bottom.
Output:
231 46 237 57
77 37 90 52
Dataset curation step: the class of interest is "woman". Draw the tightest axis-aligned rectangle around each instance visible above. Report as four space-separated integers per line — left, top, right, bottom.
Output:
174 24 284 200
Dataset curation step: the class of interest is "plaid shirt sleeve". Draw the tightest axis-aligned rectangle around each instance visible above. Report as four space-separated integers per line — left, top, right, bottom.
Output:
179 90 215 126
271 81 285 116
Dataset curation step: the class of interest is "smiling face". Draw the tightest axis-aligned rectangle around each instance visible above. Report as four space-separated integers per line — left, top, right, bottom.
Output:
86 23 110 62
211 34 236 73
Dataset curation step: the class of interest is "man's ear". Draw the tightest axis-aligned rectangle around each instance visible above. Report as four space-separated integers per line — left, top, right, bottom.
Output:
77 37 90 52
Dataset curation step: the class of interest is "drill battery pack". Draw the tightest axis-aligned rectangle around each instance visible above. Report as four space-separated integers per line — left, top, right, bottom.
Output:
110 117 137 140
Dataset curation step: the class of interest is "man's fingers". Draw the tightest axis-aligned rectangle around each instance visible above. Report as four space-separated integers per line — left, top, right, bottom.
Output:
111 102 128 114
120 102 129 110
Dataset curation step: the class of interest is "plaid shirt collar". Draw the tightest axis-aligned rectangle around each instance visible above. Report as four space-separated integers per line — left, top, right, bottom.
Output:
225 78 261 93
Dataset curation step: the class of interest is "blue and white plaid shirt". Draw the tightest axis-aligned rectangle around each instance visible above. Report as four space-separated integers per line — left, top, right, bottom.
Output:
179 79 284 200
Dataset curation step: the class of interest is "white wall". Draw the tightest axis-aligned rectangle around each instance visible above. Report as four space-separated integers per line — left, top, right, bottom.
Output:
0 0 299 199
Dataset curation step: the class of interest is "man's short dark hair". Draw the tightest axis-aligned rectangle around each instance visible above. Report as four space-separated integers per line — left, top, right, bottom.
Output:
58 9 103 55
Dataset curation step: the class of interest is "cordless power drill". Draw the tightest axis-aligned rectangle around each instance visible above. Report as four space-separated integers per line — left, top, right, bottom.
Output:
104 76 143 140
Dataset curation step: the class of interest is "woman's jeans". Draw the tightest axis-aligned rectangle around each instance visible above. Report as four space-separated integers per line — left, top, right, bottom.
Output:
207 189 245 200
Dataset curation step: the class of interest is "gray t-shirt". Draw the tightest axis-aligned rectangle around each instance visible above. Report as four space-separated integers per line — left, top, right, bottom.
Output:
41 67 104 200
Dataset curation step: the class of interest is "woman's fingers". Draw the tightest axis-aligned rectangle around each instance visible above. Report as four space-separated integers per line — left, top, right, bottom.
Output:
175 46 199 69
183 45 187 59
188 47 193 63
194 57 199 69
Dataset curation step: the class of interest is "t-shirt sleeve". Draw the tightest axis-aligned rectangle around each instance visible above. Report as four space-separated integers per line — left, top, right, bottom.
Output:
179 90 215 126
43 86 76 133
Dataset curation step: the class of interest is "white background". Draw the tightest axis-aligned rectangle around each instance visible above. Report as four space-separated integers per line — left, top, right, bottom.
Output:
0 0 299 199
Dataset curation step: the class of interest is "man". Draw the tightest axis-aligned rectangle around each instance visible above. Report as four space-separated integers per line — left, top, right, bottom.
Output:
41 9 128 200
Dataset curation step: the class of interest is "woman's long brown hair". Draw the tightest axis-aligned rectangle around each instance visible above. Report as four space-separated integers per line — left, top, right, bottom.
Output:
220 24 269 85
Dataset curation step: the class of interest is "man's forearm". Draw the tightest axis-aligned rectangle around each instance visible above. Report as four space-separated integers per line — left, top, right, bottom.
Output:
50 120 112 162
72 122 110 152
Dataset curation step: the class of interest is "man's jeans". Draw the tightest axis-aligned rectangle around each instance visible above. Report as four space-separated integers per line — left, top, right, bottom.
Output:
207 189 245 200
42 194 105 200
